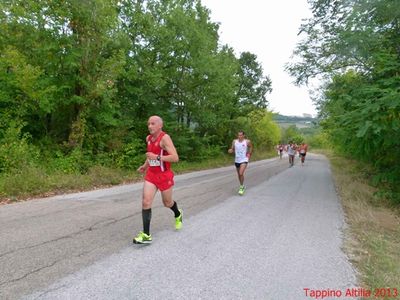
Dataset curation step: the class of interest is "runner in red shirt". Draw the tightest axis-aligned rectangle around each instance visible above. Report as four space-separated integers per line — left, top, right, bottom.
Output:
278 144 284 159
133 116 182 244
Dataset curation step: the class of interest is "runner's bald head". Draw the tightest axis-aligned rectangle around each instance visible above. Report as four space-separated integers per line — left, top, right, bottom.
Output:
149 115 163 126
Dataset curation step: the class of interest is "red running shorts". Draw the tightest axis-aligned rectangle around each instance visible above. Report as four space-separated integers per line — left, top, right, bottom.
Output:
144 170 175 191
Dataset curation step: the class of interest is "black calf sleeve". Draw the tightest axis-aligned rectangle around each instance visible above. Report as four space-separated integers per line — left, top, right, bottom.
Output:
170 201 180 218
142 208 152 235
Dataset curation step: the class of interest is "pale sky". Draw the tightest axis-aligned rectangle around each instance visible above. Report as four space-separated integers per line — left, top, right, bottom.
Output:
201 0 317 117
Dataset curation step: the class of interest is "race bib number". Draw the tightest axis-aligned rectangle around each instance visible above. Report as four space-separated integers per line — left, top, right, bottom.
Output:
148 159 161 166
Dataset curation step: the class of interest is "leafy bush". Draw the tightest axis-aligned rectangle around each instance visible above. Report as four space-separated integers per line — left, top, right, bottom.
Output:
169 126 208 161
115 139 145 170
230 110 281 150
47 148 92 174
0 123 40 173
307 131 331 149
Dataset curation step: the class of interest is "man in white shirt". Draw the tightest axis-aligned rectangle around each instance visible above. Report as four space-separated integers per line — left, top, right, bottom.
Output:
287 141 297 167
228 131 253 195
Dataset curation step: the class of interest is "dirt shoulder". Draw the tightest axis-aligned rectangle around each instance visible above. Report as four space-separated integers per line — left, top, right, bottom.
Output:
325 150 400 293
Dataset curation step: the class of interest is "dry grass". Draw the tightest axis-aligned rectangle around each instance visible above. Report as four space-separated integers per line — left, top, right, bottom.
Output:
0 166 138 205
325 150 400 294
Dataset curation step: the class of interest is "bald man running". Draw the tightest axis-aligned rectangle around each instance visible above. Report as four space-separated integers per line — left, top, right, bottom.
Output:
133 116 182 244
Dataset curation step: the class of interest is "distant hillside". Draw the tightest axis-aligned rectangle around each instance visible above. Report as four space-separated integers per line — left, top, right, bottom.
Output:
273 113 317 129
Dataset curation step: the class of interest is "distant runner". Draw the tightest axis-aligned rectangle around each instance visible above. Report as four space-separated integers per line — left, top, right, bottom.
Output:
278 144 284 159
287 141 297 167
228 131 253 195
298 142 308 166
133 116 182 244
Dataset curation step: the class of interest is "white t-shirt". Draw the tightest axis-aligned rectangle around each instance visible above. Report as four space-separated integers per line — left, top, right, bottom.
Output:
287 144 296 156
234 139 249 163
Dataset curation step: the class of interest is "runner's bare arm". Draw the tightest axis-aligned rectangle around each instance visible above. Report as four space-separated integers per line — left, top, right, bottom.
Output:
137 159 149 173
247 139 253 157
228 140 235 154
160 134 179 162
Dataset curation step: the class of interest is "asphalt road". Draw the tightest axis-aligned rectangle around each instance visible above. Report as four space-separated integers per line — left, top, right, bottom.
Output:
0 154 357 299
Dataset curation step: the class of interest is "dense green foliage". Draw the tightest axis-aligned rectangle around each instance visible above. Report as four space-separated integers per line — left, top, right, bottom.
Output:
287 0 400 203
0 0 279 197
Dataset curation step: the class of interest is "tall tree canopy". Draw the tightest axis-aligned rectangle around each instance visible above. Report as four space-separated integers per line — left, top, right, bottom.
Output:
287 0 400 201
0 0 276 174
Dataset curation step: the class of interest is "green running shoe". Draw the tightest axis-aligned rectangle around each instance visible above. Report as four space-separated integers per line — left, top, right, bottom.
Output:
133 231 152 244
175 209 183 230
238 186 245 195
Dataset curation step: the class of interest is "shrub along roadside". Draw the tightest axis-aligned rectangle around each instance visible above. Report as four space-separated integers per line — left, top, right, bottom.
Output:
0 165 135 204
0 149 276 204
322 150 400 293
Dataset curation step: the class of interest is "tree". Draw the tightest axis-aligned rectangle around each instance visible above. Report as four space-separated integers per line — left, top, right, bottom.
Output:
287 0 400 202
237 52 272 114
0 0 280 178
0 0 128 150
281 125 304 145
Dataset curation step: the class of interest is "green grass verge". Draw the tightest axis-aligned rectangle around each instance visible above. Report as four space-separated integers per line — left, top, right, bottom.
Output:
0 165 135 203
0 149 276 204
